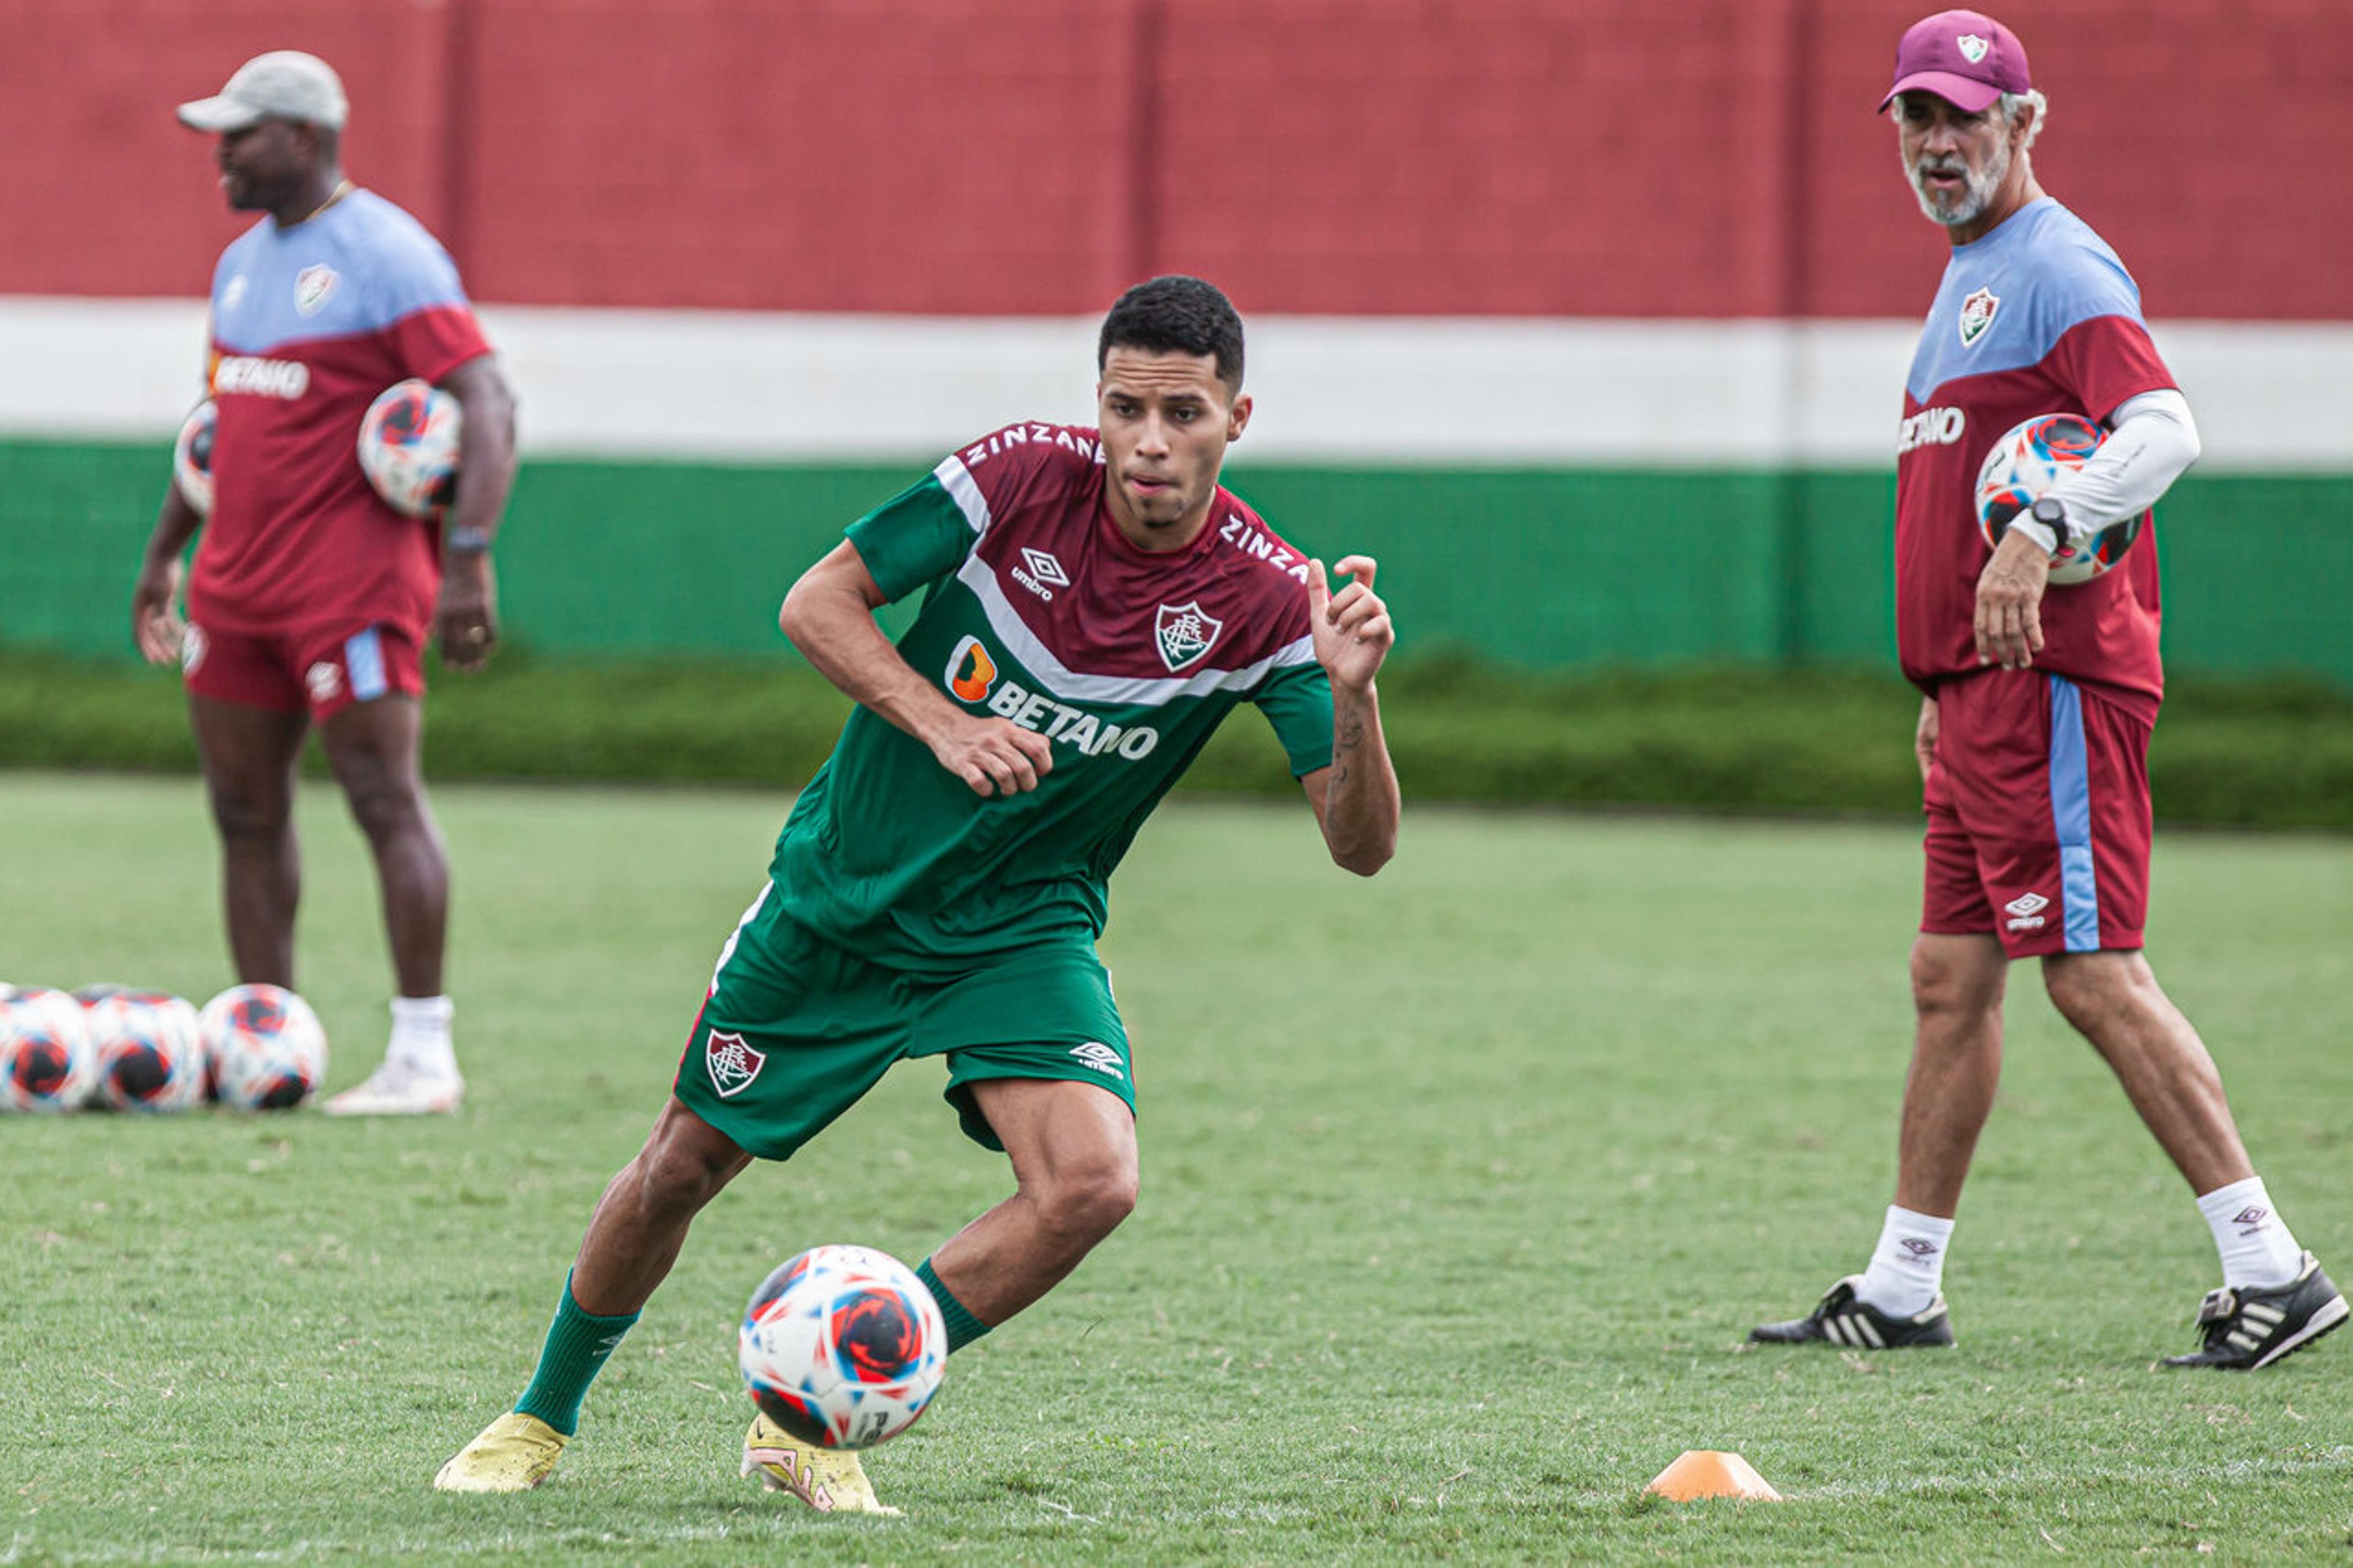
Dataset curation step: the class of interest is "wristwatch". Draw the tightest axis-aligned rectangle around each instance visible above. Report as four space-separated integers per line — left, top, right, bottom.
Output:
445 525 493 555
2023 494 2071 556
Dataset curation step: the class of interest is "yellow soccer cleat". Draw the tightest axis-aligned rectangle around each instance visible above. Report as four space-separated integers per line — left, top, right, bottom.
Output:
434 1411 569 1493
740 1412 901 1516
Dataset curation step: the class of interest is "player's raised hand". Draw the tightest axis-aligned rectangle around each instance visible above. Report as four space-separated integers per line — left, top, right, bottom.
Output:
1973 529 2049 671
1308 555 1393 694
931 713 1055 798
132 556 186 665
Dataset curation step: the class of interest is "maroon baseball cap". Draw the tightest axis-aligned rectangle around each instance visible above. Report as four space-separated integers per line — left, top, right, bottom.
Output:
1879 10 2032 114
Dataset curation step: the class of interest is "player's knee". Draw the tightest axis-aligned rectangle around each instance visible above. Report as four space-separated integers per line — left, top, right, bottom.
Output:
633 1137 736 1218
2040 953 2132 1033
1910 949 1998 1022
339 769 428 845
205 781 292 843
631 1107 748 1215
1036 1158 1138 1246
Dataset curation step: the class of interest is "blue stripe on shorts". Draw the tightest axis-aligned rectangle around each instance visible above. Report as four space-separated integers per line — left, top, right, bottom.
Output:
2046 674 2101 952
346 628 388 702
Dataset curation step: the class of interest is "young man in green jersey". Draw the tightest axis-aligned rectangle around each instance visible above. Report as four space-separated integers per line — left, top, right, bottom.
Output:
437 276 1400 1511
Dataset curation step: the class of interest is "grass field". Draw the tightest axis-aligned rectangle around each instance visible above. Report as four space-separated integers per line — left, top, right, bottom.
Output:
4 771 2349 1564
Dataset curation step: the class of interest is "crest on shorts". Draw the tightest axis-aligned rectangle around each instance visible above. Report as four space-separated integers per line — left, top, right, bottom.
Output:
295 263 338 317
707 1030 765 1098
1958 287 2000 347
1154 601 1223 672
1956 33 1990 64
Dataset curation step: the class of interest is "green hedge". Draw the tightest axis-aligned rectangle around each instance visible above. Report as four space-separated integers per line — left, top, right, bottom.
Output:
2 648 2347 829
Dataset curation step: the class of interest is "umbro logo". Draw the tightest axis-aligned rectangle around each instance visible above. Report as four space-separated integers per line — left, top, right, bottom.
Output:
2004 890 2049 931
2232 1205 2271 1234
1899 1238 1941 1260
1012 548 1067 602
1069 1041 1124 1081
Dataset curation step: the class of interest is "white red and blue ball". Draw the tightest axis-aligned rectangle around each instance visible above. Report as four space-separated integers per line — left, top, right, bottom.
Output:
357 379 462 519
83 991 207 1113
200 983 328 1112
1974 412 2139 586
172 400 217 519
2 987 97 1112
738 1244 948 1452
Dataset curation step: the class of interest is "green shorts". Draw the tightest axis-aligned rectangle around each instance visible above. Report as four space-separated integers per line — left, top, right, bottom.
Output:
672 882 1135 1161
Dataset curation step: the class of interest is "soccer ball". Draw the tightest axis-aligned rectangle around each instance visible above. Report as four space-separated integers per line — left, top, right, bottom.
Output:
85 991 207 1113
1974 412 2137 585
358 379 461 518
1 987 97 1112
200 983 328 1111
738 1245 949 1450
173 400 217 518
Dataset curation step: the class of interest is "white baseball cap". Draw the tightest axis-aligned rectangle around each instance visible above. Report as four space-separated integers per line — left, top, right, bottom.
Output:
177 51 349 133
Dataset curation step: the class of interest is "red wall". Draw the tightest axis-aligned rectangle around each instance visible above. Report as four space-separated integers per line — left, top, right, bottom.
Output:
2 0 2337 318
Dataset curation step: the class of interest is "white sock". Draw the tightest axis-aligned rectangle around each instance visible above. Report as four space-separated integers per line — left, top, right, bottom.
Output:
2197 1176 2303 1290
1855 1205 1955 1317
388 994 457 1078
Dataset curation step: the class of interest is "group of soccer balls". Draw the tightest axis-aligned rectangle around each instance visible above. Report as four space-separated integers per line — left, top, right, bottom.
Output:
0 982 327 1114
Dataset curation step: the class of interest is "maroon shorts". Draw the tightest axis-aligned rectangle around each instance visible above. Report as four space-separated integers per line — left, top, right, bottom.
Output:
181 620 425 724
1922 669 2152 957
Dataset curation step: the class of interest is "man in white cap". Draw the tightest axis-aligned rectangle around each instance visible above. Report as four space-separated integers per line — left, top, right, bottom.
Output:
133 51 520 1115
1750 9 2341 1370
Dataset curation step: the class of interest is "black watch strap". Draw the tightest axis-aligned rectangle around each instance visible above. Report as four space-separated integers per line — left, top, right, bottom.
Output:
2025 496 2069 554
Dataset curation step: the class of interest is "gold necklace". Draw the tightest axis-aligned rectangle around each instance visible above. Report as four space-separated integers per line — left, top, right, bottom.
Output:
293 179 352 226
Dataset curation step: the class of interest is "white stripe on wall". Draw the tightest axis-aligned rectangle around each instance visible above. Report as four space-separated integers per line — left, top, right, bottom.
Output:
1 297 2346 472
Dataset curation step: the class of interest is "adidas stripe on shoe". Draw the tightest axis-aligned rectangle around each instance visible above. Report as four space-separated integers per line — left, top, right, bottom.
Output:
1749 1275 1955 1349
2162 1251 2347 1370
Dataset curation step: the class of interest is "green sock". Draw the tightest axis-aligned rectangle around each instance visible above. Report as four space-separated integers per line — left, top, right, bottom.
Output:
513 1274 640 1437
917 1257 992 1353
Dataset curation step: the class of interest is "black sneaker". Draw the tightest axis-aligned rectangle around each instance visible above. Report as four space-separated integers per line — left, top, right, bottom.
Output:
1749 1276 1955 1349
2161 1251 2347 1369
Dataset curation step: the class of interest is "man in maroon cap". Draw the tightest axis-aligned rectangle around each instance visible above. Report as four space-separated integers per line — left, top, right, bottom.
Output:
1750 10 2342 1369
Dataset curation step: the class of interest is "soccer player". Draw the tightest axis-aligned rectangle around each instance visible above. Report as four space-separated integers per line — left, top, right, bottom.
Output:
132 53 518 1116
435 276 1400 1509
1751 10 2343 1368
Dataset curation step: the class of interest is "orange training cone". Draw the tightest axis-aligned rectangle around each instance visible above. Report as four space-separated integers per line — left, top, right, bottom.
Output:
1645 1450 1784 1501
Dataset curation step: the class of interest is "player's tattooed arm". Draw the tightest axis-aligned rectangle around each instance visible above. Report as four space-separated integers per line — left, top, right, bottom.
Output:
782 540 1053 797
1331 704 1368 788
1303 556 1399 874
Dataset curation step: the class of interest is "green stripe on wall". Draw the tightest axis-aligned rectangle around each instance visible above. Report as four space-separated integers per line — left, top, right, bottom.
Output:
6 439 2349 687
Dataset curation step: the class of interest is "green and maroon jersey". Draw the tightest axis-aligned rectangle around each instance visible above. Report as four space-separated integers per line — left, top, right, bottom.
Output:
767 422 1334 972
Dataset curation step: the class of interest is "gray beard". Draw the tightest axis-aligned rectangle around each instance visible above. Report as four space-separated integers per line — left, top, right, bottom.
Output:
1908 137 2011 228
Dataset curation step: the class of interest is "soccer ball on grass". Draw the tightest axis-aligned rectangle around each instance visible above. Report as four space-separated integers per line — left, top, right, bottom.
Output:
200 983 328 1110
83 990 207 1113
738 1244 948 1450
1 987 97 1112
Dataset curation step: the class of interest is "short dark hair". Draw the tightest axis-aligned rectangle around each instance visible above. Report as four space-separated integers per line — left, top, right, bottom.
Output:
1097 275 1245 393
